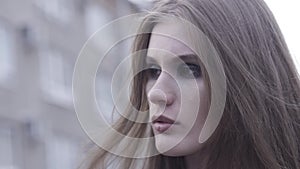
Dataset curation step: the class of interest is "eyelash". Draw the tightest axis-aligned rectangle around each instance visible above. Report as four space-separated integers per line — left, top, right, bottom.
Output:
178 63 202 79
144 64 161 80
144 63 202 80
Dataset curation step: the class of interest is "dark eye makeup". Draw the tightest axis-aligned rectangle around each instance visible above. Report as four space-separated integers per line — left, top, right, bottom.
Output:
177 63 202 79
144 64 161 80
144 62 202 80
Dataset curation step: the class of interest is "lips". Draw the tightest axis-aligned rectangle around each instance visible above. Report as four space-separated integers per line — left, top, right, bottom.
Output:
152 115 175 133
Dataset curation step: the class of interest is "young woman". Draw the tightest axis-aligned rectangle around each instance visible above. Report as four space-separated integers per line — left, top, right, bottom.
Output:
79 0 300 168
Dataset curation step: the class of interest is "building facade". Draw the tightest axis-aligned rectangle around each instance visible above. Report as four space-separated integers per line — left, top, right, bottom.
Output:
0 0 139 168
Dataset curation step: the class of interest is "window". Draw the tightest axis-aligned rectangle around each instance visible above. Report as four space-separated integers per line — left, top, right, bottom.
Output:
84 5 111 37
0 128 15 169
46 135 79 169
0 22 14 84
34 0 75 23
84 4 116 52
39 48 73 106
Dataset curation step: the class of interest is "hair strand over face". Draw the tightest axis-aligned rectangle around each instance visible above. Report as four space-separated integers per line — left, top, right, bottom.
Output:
79 0 300 169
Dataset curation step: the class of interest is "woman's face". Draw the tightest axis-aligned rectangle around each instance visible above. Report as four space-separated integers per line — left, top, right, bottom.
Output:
146 23 211 156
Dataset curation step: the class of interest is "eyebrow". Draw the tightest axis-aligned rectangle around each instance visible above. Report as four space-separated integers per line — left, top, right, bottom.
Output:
178 54 200 62
146 54 200 63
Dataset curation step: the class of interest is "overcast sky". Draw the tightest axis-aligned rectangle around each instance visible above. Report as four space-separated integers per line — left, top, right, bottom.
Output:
264 0 300 72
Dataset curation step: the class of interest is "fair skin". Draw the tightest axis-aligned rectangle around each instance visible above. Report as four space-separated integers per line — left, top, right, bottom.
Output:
145 23 210 169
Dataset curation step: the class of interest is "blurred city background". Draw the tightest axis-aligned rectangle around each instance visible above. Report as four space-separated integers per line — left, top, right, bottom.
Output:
0 0 299 169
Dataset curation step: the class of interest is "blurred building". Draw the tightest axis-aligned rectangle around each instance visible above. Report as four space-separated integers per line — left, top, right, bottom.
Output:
0 0 140 169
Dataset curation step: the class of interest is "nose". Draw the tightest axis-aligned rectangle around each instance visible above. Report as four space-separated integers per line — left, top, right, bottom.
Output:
147 72 176 106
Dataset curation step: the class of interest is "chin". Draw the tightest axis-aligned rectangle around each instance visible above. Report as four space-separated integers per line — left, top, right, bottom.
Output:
156 139 203 157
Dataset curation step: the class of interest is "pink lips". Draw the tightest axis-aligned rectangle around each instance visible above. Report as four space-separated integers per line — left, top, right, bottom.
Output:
152 115 175 133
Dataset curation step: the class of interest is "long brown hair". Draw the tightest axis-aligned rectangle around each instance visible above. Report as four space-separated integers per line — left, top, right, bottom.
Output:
79 0 300 168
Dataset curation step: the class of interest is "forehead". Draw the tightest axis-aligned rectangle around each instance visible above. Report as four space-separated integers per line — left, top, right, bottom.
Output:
147 22 195 57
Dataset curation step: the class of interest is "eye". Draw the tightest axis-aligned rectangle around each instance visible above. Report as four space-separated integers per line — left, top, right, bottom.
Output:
177 63 202 79
144 64 161 80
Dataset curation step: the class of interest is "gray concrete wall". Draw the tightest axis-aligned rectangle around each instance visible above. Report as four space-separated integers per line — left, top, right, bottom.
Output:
0 0 139 168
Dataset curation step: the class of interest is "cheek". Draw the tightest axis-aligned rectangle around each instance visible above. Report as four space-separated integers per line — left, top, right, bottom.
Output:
145 80 154 96
181 80 204 110
180 80 210 130
192 81 210 138
195 81 210 122
145 81 156 115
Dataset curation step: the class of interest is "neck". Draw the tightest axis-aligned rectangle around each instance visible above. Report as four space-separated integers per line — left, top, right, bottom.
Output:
184 149 208 169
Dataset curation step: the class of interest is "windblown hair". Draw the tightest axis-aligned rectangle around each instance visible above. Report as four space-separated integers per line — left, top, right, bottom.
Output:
79 0 300 168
